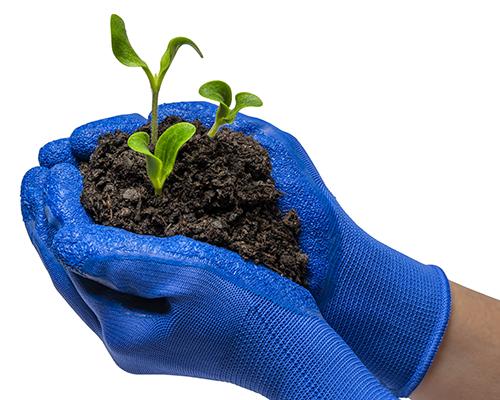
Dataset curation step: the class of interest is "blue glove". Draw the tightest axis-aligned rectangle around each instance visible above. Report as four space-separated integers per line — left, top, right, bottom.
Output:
21 115 397 399
21 113 148 336
155 102 451 396
217 103 448 397
29 102 450 396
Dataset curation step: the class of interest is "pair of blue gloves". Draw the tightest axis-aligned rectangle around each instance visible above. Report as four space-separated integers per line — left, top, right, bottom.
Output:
21 102 450 399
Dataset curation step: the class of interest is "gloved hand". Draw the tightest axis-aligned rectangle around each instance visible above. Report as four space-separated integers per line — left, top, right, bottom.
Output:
21 113 148 336
26 101 451 397
223 103 450 397
155 102 451 397
21 114 397 400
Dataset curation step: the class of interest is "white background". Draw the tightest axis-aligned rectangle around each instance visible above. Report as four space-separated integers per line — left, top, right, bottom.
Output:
1 1 499 399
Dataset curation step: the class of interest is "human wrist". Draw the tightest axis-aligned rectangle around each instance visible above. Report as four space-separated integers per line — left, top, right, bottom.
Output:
413 283 500 399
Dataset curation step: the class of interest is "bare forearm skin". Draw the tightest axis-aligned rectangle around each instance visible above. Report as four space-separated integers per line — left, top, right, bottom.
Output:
412 282 500 399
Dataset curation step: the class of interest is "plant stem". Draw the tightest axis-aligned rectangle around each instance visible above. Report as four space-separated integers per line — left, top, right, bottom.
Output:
151 88 159 146
207 121 221 138
154 186 162 196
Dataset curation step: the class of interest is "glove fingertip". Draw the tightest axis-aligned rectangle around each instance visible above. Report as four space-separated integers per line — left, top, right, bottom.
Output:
52 225 91 270
21 167 49 222
46 163 91 227
39 138 77 168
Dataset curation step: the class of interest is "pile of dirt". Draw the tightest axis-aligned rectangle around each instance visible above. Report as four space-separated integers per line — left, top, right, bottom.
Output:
80 116 308 286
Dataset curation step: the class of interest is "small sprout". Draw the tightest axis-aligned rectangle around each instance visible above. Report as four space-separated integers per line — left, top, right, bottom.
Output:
128 122 196 195
110 14 203 146
199 80 263 138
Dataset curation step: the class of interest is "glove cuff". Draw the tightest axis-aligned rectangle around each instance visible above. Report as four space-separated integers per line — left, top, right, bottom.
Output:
319 207 452 397
399 264 451 395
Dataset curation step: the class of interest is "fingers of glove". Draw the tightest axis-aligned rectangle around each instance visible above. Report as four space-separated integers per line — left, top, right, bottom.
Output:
251 128 340 292
21 167 101 335
45 163 91 228
52 223 318 314
232 115 340 296
39 138 77 168
70 113 147 160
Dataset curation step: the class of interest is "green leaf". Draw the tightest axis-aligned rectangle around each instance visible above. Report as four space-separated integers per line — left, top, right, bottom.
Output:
127 131 155 157
233 92 263 112
199 80 232 107
201 82 263 137
110 14 148 68
159 37 203 81
127 132 163 193
227 92 263 122
155 122 197 182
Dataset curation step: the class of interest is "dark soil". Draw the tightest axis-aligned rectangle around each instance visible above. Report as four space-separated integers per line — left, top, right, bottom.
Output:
80 116 308 286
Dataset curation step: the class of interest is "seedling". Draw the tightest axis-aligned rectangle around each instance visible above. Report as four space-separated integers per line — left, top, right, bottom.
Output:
128 122 196 195
199 80 263 138
110 14 203 145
